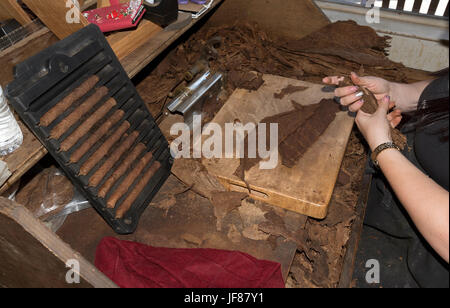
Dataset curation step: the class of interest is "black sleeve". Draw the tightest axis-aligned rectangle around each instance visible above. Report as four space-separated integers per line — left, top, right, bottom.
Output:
414 75 449 191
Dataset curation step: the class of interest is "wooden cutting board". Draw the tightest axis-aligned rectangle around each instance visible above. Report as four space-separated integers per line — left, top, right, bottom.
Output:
202 74 355 219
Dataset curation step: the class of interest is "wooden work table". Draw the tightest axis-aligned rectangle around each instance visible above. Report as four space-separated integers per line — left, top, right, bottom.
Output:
0 1 223 194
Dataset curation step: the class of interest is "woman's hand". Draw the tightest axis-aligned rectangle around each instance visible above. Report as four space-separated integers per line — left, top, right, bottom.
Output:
323 72 432 113
322 72 394 112
323 71 403 131
355 95 394 151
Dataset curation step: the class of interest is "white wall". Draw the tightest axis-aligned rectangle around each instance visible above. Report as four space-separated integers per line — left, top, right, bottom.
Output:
314 0 449 72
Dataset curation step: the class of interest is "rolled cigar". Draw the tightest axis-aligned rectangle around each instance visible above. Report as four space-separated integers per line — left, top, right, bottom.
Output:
70 109 124 163
40 75 99 127
115 161 161 219
106 151 154 209
79 120 130 176
60 98 116 152
88 131 139 188
98 143 146 198
50 86 108 139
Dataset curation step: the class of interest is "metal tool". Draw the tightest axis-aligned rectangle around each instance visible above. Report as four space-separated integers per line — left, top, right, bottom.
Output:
166 35 223 127
167 69 223 127
184 59 208 81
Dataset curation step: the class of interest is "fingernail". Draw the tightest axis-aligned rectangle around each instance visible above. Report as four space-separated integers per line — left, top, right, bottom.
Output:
355 91 364 97
352 86 359 92
384 95 390 102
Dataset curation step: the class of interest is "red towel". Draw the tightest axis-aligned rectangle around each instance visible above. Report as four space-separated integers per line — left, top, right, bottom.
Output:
95 237 285 288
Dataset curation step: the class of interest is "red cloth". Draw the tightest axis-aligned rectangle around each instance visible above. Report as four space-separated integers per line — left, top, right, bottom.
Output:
95 237 285 288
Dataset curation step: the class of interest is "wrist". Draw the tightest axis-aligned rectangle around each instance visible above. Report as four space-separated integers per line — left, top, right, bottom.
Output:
377 146 399 158
370 137 392 152
371 141 400 167
390 82 422 112
376 147 401 166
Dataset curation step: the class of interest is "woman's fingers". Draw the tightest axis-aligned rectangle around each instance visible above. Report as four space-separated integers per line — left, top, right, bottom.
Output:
322 76 344 85
339 90 365 106
350 72 362 85
334 85 359 97
351 72 374 88
393 109 402 117
376 95 391 115
350 72 372 87
387 109 403 128
325 74 391 114
391 115 403 128
348 100 364 112
387 109 401 120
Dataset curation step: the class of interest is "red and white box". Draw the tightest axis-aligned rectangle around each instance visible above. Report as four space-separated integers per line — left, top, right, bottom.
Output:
83 0 146 33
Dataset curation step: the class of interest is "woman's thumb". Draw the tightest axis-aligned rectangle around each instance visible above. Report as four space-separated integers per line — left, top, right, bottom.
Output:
350 72 370 87
376 95 391 115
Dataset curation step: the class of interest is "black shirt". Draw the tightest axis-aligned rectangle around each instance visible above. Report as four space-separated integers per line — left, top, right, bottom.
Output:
364 74 449 288
414 75 449 191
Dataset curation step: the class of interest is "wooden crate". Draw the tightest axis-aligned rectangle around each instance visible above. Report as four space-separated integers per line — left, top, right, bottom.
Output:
0 0 369 288
0 0 32 25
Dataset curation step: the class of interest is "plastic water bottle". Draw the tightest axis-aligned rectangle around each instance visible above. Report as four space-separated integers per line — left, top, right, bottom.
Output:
0 86 23 156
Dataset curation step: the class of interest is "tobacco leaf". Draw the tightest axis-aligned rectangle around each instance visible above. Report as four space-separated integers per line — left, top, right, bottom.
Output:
234 99 340 184
273 85 309 99
279 99 340 168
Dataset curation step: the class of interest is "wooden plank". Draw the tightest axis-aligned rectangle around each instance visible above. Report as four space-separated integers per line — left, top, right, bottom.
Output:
0 0 32 25
0 6 10 21
107 19 163 61
179 2 204 13
120 2 223 78
202 75 355 219
23 0 89 39
338 171 372 288
0 27 57 87
81 0 98 10
0 121 47 194
0 196 118 288
97 0 110 7
97 0 129 7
